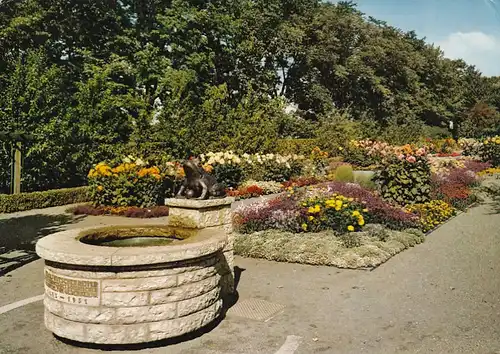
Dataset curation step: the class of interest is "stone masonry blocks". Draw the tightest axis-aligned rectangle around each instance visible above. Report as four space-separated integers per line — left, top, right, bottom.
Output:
41 245 225 343
164 197 235 299
44 301 223 344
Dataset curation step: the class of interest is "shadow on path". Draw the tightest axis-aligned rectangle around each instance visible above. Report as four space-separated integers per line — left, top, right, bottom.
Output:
0 214 82 276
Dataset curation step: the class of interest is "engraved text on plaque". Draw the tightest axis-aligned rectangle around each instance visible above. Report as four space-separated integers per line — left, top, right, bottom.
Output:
44 269 100 306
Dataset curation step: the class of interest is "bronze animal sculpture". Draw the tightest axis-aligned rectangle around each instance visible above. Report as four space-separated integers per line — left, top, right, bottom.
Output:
176 159 226 199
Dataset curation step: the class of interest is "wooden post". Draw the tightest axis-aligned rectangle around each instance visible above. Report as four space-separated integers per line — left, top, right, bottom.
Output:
12 141 22 194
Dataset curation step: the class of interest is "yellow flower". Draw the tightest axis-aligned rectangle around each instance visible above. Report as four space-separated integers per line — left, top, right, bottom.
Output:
347 225 355 232
362 208 368 212
309 216 314 221
301 223 308 231
325 199 336 208
358 219 365 226
97 185 103 192
352 210 360 217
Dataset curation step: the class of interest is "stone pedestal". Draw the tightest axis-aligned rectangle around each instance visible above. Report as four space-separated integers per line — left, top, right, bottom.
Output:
165 197 235 297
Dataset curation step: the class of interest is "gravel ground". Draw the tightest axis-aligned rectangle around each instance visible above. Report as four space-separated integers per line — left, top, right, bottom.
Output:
0 193 500 353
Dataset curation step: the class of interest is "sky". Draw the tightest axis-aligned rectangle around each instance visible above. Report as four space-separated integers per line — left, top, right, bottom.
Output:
352 0 500 76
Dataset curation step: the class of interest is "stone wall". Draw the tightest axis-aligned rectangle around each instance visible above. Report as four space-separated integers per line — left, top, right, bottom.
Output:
164 197 235 297
44 252 224 344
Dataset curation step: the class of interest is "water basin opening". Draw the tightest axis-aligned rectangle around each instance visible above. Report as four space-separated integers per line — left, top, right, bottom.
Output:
78 226 200 247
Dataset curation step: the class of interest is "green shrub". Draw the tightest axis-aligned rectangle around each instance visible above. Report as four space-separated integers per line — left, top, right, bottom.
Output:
458 102 500 139
342 144 380 168
421 125 452 140
276 139 318 155
0 186 90 213
316 110 362 156
277 114 317 139
334 165 354 182
480 136 500 167
261 161 302 182
380 116 425 145
355 174 377 190
374 153 431 205
212 164 244 189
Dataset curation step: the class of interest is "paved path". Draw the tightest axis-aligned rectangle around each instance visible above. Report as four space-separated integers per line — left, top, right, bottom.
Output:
0 196 500 353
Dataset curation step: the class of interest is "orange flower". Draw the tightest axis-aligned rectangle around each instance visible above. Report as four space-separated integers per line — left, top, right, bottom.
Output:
203 164 213 173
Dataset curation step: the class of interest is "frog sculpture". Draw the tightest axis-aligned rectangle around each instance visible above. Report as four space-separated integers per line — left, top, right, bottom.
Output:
176 159 226 199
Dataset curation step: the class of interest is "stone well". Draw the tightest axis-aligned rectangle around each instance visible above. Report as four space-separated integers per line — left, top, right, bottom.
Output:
35 225 231 345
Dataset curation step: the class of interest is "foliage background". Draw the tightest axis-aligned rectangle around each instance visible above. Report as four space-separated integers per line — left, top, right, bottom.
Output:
1 0 499 193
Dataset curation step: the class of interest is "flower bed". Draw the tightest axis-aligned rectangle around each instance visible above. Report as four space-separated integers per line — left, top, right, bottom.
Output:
227 180 283 199
200 151 307 188
233 182 421 234
234 226 425 269
478 167 500 176
232 151 491 269
69 205 170 218
405 200 456 232
88 158 167 208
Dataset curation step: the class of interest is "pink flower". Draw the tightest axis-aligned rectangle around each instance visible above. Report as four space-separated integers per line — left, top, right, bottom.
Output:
415 148 426 156
406 156 416 163
397 154 405 160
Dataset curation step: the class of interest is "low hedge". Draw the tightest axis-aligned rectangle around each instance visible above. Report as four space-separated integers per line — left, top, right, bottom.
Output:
0 186 90 213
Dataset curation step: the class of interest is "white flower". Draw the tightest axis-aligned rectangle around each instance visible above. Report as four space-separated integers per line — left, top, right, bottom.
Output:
123 157 131 163
135 158 145 166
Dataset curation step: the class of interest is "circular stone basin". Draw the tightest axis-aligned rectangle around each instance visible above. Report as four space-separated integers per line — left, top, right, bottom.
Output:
78 226 190 247
35 225 230 345
84 236 179 247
